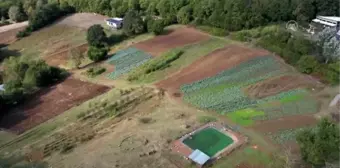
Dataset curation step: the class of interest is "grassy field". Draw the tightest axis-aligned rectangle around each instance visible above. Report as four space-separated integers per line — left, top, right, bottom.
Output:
227 109 265 126
125 38 230 84
7 25 86 60
0 89 120 152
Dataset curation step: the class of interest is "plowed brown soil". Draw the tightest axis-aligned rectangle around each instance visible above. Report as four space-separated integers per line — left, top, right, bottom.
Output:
156 45 270 92
44 43 88 67
133 27 210 56
245 75 323 99
250 115 317 133
0 27 26 44
0 78 110 134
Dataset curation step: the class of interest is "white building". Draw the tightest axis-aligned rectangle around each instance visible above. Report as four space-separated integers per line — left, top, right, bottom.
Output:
105 18 123 29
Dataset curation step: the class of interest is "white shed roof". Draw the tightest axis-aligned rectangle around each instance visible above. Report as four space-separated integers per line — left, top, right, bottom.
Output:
188 149 210 165
318 16 340 22
0 84 4 91
312 19 337 27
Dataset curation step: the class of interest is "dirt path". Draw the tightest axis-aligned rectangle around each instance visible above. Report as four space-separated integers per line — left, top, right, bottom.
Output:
0 21 28 33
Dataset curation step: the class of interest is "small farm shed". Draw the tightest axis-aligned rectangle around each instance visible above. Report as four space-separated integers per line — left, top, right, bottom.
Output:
106 18 123 29
310 16 340 39
0 84 4 91
188 149 210 166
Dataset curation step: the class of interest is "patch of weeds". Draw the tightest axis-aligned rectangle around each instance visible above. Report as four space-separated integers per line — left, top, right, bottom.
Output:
198 116 217 124
60 142 76 154
139 117 153 124
86 66 106 78
76 112 86 119
226 108 264 126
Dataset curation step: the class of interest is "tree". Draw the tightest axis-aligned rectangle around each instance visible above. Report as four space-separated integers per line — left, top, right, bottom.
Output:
8 6 24 22
87 46 108 62
317 28 340 63
148 19 165 35
293 0 316 23
123 10 145 36
177 6 192 24
68 48 85 69
296 118 340 167
87 24 107 47
36 0 47 10
1 16 6 24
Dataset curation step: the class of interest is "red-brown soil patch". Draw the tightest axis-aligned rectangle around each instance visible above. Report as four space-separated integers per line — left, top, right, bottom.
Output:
245 75 323 99
44 43 88 67
0 27 26 44
251 115 317 133
0 78 110 134
133 27 210 56
156 45 269 92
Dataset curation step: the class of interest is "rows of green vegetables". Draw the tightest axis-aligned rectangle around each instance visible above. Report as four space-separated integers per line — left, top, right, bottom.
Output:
182 56 286 113
181 55 319 121
106 47 152 80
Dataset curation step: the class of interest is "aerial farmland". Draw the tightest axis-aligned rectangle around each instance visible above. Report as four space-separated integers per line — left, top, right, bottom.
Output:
0 1 339 167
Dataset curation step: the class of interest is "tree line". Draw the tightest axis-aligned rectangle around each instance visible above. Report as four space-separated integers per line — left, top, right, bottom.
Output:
60 0 339 31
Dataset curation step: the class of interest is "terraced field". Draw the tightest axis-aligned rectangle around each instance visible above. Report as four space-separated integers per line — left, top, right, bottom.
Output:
106 47 152 79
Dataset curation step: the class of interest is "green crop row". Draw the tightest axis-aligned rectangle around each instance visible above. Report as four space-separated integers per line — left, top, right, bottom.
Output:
267 127 315 144
106 47 152 79
127 50 183 81
226 108 265 126
181 56 283 94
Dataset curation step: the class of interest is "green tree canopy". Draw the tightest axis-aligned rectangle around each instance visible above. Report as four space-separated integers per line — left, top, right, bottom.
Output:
87 24 107 47
123 10 145 36
296 118 340 167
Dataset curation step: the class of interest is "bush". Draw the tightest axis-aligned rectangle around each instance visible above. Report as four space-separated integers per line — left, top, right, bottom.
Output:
127 50 182 81
197 25 229 37
86 66 106 77
87 24 107 47
87 46 108 62
297 55 320 74
16 29 31 38
318 62 340 85
198 116 217 124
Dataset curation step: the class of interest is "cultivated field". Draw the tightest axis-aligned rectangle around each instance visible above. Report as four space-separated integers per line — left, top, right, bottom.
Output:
0 21 28 44
0 78 109 133
133 27 210 56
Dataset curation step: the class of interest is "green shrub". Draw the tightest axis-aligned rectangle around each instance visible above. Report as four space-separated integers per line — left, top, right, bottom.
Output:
16 29 31 38
86 66 106 77
198 116 217 124
87 46 108 62
297 55 320 74
197 25 229 37
318 62 340 85
127 50 182 81
123 10 146 36
177 5 192 24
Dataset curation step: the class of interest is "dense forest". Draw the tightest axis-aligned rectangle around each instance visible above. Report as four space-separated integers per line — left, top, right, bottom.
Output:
1 0 339 31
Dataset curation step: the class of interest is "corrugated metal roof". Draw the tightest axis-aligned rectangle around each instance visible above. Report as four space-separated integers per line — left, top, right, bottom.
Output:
312 19 337 27
318 16 340 22
188 149 210 165
106 18 123 24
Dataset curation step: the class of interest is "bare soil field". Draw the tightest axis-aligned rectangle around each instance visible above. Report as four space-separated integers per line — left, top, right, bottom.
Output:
0 78 109 134
250 115 317 133
44 43 88 67
57 13 108 29
0 27 26 44
156 45 269 92
45 95 207 168
245 75 324 99
133 27 210 56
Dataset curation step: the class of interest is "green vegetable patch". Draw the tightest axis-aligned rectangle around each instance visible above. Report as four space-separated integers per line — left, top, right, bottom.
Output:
226 108 264 126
